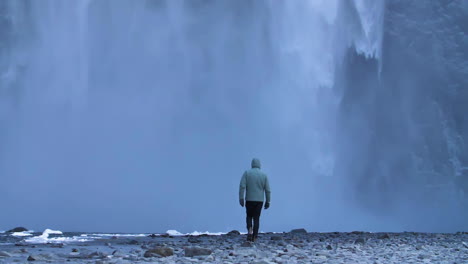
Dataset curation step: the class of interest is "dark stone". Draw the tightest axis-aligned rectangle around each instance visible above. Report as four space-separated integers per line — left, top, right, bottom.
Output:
141 245 150 250
7 227 28 233
50 243 64 248
184 247 212 257
355 238 366 244
351 231 365 234
326 245 333 250
378 233 390 239
128 240 139 245
271 236 282 241
71 249 78 253
188 236 201 243
144 247 174 258
86 252 107 259
290 228 307 234
227 230 241 236
27 255 36 261
229 252 235 256
148 234 158 238
240 241 253 247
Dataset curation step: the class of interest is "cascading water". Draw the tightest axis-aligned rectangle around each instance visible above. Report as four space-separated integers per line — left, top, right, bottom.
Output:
0 0 466 232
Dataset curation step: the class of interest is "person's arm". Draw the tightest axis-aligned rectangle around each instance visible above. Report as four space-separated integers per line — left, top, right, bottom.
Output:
239 172 247 206
264 175 271 206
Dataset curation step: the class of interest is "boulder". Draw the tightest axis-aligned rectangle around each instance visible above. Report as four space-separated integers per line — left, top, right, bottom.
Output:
355 238 366 244
7 227 28 233
290 228 307 234
144 247 174 258
227 230 241 236
184 247 212 257
326 245 333 250
270 236 282 241
127 240 139 245
378 233 390 239
27 255 36 261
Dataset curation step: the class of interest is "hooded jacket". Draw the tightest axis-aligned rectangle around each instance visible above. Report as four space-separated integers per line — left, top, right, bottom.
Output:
239 158 271 203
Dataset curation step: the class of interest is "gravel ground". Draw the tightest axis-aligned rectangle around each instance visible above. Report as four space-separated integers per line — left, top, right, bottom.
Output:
0 231 467 263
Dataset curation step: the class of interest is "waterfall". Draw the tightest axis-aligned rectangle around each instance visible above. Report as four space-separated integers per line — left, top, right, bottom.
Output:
1 0 465 232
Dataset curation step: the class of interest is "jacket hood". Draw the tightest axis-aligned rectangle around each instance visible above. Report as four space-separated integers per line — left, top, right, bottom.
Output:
251 158 261 169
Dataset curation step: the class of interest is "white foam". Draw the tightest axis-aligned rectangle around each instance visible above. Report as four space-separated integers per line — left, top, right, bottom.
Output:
11 231 33 237
24 229 89 244
25 235 91 244
190 231 225 236
43 229 63 235
166 230 226 236
166 230 184 236
90 233 147 237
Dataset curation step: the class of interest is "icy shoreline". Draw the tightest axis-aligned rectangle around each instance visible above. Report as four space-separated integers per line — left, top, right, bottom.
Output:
0 231 466 263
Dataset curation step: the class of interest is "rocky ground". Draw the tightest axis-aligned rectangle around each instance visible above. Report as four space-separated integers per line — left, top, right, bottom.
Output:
0 230 467 263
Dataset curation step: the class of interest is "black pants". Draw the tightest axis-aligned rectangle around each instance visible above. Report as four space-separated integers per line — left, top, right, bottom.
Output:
246 201 263 238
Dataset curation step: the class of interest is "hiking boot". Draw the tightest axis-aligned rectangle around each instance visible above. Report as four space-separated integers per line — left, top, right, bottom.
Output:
247 227 253 242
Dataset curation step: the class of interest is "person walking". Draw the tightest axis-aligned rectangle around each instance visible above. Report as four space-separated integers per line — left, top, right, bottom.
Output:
239 158 271 242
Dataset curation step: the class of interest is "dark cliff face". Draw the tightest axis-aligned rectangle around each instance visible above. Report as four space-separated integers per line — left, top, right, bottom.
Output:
335 0 468 227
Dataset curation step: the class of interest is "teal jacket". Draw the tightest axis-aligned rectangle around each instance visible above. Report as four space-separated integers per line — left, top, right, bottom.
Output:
239 158 271 203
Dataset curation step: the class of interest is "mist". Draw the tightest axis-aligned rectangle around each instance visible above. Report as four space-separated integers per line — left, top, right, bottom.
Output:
0 0 466 233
